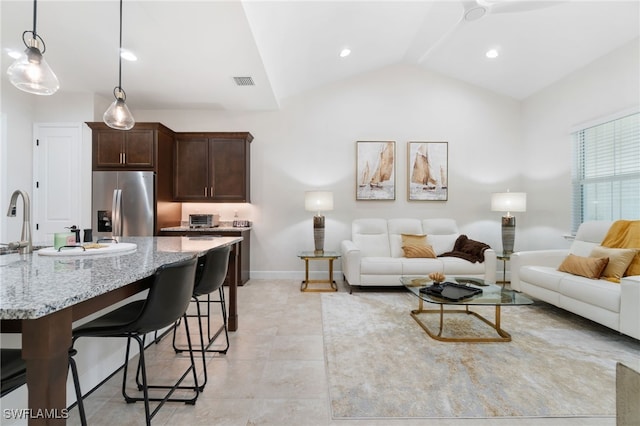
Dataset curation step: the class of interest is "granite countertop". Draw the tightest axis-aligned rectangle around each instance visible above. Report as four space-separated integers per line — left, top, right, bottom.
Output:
0 236 241 320
161 226 252 232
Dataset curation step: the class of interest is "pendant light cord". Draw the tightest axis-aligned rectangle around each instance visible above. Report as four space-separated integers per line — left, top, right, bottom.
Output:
32 0 38 37
118 0 123 91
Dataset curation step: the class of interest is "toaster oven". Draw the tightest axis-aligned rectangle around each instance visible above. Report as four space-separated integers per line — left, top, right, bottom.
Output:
189 214 219 228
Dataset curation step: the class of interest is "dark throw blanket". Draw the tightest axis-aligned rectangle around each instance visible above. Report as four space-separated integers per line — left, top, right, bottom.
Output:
439 235 491 263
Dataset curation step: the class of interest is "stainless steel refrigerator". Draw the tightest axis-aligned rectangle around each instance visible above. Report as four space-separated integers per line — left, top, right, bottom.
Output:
92 171 155 238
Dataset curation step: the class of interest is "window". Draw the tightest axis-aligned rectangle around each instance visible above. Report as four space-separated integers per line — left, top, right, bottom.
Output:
571 111 640 233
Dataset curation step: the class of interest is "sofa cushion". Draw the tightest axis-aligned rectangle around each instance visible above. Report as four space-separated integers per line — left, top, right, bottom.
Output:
422 219 459 255
403 244 436 258
352 219 391 257
360 257 403 275
519 266 564 292
388 219 424 258
439 257 486 275
401 258 443 275
427 234 459 255
558 254 609 279
559 275 621 313
590 246 637 282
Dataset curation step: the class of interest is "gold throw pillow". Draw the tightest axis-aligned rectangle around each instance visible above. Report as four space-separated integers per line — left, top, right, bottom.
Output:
590 246 637 282
401 233 427 247
558 254 609 279
403 244 437 258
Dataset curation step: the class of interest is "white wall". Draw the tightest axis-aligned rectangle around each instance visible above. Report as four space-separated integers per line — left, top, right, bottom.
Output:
519 37 640 251
135 64 523 278
0 90 97 242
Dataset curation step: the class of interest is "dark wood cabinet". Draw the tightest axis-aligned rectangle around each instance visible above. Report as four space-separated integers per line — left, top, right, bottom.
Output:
86 122 182 234
88 123 163 169
174 132 253 202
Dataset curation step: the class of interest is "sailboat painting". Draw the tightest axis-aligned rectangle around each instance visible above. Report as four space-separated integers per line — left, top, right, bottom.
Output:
356 141 395 200
408 141 448 201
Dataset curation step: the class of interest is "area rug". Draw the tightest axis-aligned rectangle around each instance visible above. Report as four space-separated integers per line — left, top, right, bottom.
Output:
321 290 640 419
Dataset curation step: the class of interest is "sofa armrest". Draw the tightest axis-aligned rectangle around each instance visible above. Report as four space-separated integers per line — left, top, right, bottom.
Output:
510 249 569 291
620 275 640 340
483 249 497 284
341 240 361 286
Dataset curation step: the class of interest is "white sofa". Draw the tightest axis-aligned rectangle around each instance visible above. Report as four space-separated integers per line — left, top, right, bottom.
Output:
511 221 640 340
341 218 497 290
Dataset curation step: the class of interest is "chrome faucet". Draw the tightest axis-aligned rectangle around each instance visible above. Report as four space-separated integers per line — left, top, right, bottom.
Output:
6 190 32 254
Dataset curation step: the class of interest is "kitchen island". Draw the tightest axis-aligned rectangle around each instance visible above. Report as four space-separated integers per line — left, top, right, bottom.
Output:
0 235 242 425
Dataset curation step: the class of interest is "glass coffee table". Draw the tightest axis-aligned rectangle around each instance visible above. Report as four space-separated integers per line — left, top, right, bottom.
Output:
401 276 533 343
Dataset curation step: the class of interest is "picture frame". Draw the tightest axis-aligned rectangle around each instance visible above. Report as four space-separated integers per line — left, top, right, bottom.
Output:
408 141 448 201
356 141 395 200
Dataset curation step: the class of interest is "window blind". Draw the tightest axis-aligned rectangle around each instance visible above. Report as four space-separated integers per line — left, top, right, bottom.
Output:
571 112 640 233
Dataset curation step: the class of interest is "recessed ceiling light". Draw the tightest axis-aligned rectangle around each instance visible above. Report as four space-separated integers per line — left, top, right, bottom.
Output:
339 48 351 58
120 49 137 61
486 49 499 59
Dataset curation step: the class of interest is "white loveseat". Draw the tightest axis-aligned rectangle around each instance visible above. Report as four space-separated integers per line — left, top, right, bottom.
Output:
511 221 640 340
341 218 497 290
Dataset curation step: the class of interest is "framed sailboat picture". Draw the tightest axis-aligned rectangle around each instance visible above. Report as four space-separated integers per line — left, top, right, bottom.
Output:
408 141 448 201
356 141 395 200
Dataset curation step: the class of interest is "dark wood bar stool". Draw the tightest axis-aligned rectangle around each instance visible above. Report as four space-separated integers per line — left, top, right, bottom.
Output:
172 245 230 390
68 256 199 426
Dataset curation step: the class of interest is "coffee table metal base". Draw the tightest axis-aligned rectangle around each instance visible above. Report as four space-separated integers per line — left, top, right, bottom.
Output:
410 300 511 343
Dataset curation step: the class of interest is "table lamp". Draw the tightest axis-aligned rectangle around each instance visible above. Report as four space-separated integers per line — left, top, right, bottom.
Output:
305 191 334 253
491 191 526 254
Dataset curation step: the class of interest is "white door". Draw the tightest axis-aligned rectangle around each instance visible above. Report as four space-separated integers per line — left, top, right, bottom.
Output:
33 123 82 244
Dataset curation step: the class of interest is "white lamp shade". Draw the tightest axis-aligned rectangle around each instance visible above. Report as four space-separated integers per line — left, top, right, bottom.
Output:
491 192 526 213
305 191 333 212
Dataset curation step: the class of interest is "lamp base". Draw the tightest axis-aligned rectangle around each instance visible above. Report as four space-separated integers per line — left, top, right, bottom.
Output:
501 215 516 254
313 215 325 253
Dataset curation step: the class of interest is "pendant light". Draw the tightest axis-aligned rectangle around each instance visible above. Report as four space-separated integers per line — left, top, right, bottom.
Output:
103 0 135 130
6 0 59 95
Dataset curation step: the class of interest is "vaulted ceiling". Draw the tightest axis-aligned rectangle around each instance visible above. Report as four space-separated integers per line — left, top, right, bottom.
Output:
2 1 638 111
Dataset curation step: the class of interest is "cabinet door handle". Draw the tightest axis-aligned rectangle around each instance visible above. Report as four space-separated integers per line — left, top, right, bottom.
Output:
210 186 214 197
119 153 123 164
122 153 126 164
204 187 207 197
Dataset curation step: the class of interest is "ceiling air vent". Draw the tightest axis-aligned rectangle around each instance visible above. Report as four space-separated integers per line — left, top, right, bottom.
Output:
233 76 255 86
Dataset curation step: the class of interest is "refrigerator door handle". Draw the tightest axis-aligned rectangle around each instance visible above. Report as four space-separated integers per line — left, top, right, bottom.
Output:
112 189 123 236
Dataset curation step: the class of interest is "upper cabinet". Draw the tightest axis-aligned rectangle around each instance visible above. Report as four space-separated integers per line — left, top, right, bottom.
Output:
174 132 253 202
88 122 175 171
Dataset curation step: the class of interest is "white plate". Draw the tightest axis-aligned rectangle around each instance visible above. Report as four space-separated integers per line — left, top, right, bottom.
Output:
37 243 137 257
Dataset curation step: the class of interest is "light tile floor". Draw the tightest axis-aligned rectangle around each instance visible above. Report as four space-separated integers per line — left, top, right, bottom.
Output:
66 279 615 426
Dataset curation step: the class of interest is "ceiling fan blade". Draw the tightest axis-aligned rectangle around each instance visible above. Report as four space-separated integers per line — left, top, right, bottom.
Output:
461 0 488 21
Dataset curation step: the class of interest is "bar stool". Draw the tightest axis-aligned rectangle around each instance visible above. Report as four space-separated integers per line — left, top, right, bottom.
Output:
68 256 199 426
172 245 230 390
1 349 26 397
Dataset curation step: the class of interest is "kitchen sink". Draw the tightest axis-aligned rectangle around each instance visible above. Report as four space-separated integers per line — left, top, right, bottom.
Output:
0 245 49 255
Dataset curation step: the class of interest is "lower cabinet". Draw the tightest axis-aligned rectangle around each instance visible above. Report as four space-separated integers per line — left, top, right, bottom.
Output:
160 229 250 286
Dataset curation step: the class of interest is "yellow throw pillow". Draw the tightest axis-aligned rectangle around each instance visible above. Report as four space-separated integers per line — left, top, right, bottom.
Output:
401 234 427 247
590 246 638 282
558 254 609 279
403 244 437 258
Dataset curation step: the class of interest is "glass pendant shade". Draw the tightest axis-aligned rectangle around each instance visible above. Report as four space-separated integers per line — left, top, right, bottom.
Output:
103 90 135 130
7 38 59 95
